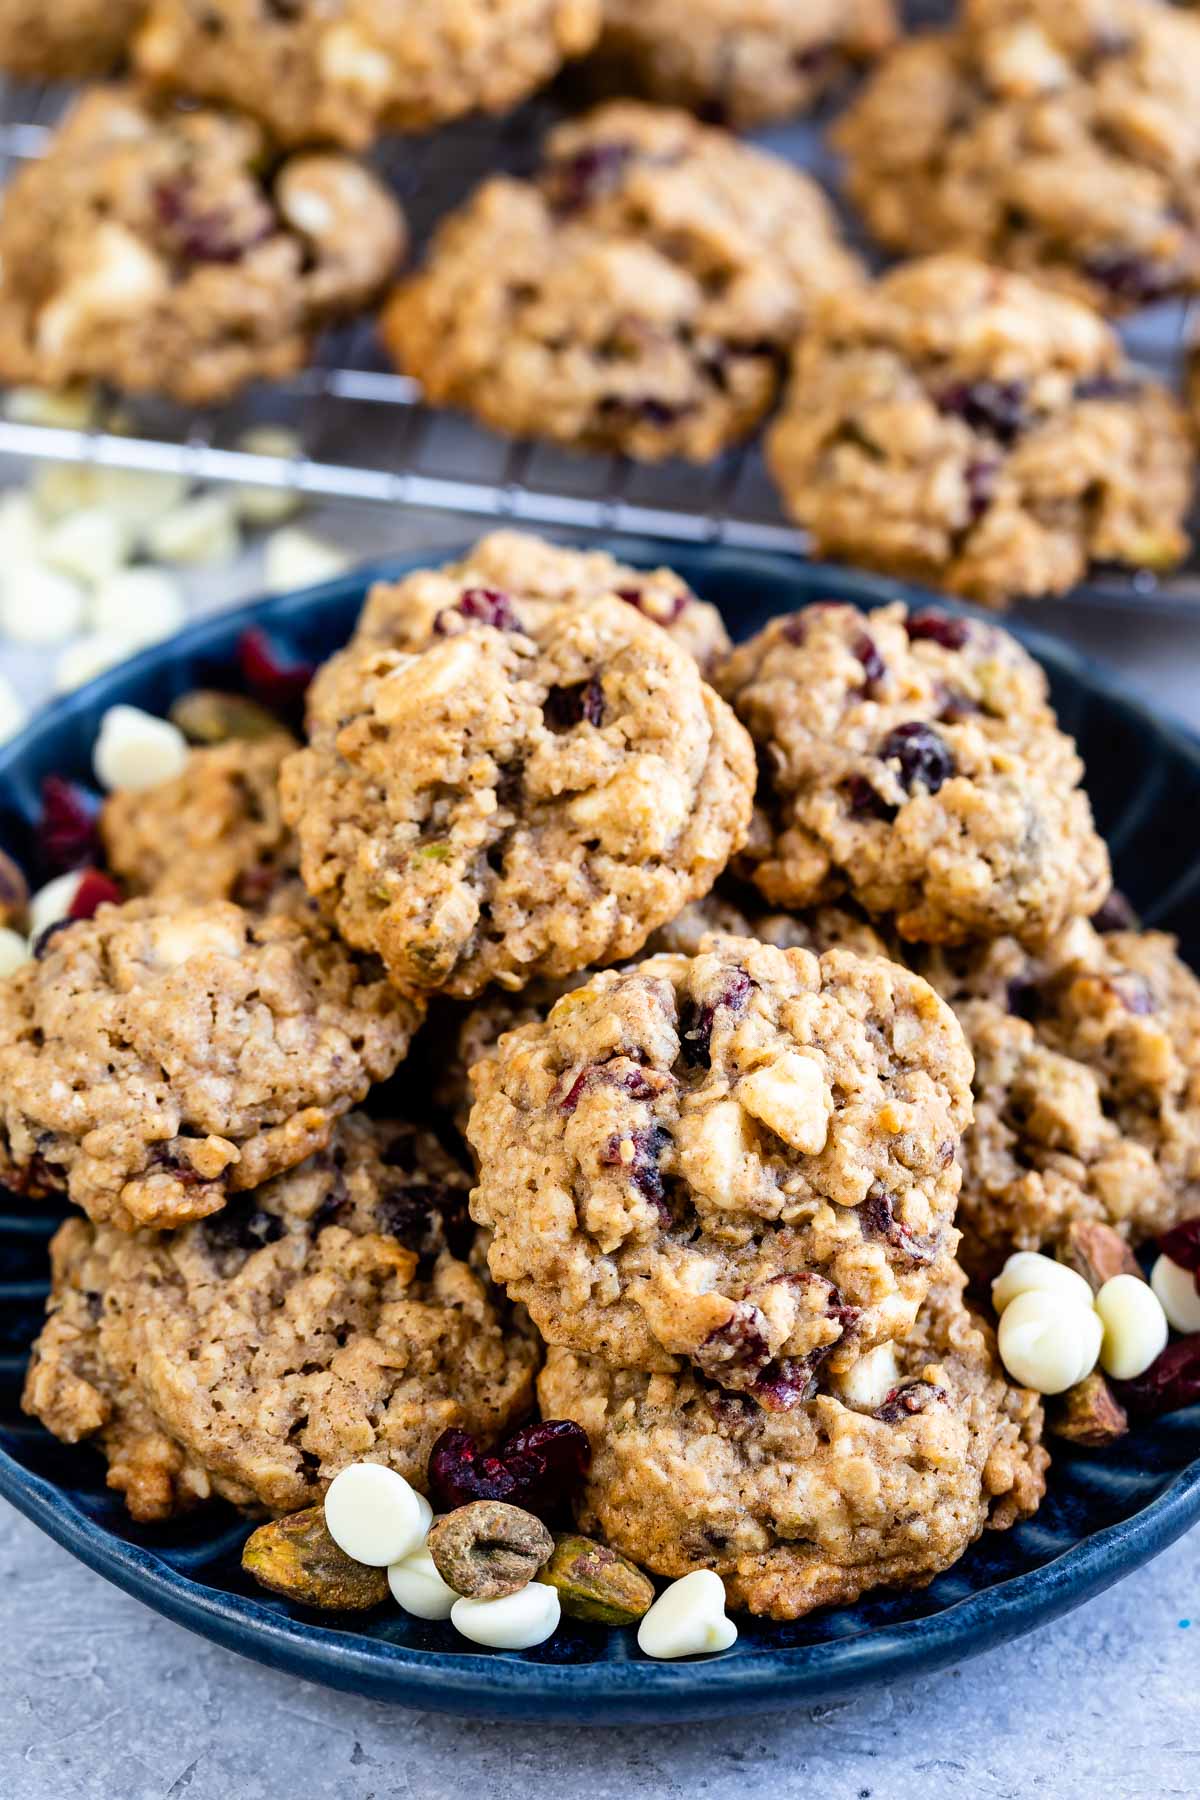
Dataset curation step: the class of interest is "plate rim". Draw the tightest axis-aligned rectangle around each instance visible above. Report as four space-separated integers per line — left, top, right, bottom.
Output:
2 539 1199 1722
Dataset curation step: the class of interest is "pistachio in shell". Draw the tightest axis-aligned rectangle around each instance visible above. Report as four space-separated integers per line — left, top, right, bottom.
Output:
426 1500 553 1600
0 847 28 930
169 688 286 746
539 1534 655 1626
242 1504 390 1610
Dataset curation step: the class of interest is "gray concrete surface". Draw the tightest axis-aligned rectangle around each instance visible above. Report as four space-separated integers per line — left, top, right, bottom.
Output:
2 504 1198 1799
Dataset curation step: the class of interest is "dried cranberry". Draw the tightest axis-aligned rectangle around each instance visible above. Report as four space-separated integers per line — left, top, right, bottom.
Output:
233 863 284 909
435 587 520 634
1083 251 1172 306
793 41 834 76
964 458 999 521
38 776 100 874
1109 974 1154 1016
781 615 807 646
428 1420 591 1514
596 395 688 429
878 721 956 795
1006 978 1042 1022
1074 375 1139 403
376 1181 473 1261
906 610 970 652
844 774 897 823
68 869 122 921
545 142 633 212
1157 1218 1200 1275
31 920 72 960
237 628 314 725
600 1124 672 1212
859 1189 937 1266
153 179 268 264
874 1380 946 1422
1112 1335 1200 1419
936 687 981 725
311 1170 350 1230
544 677 604 730
201 1201 285 1253
936 380 1028 446
751 1355 823 1412
615 586 690 624
697 1303 771 1380
1091 889 1138 932
853 632 886 693
679 968 753 1069
556 1069 591 1114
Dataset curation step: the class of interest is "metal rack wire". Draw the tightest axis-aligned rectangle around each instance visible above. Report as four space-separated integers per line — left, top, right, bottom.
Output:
0 63 1197 607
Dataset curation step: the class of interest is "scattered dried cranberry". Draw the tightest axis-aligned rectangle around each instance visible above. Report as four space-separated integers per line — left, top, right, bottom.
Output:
936 380 1028 445
1091 889 1138 932
874 1380 946 1423
376 1181 473 1261
237 628 314 726
37 776 100 874
545 142 633 212
751 1353 825 1412
615 586 690 624
853 632 886 693
906 610 970 652
859 1189 937 1266
428 1420 591 1514
435 587 520 633
202 1202 285 1253
679 968 753 1069
1112 1335 1200 1419
964 457 999 522
1157 1218 1200 1275
544 677 604 730
68 870 122 921
844 774 897 823
878 721 956 795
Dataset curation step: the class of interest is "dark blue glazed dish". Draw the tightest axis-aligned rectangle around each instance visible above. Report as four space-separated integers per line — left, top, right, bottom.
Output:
1 545 1198 1723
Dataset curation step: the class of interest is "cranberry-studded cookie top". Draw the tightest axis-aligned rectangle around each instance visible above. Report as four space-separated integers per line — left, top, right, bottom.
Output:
283 589 755 998
539 1264 1047 1618
594 0 897 129
0 87 406 405
0 897 421 1231
764 254 1192 606
101 736 300 912
135 0 601 150
920 916 1200 1273
381 101 862 463
352 532 731 676
23 1114 537 1520
836 0 1200 315
716 599 1111 943
468 935 973 1398
0 0 142 80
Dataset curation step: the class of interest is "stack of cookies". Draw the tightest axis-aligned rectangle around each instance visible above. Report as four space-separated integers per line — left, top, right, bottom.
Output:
23 528 1198 1622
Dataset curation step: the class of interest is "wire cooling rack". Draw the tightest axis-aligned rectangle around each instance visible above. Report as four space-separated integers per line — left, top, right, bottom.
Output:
0 60 1197 610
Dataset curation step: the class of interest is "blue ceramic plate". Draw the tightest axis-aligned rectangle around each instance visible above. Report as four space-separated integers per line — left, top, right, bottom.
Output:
1 545 1198 1723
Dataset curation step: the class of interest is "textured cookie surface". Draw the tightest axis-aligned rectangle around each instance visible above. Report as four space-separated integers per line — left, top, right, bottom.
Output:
283 586 755 998
921 916 1200 1273
0 0 141 78
717 600 1110 944
469 935 973 1394
836 0 1200 314
539 1264 1047 1618
594 0 896 127
136 0 600 148
23 1115 537 1520
0 87 406 405
0 898 420 1230
382 102 861 462
765 254 1191 605
101 737 300 911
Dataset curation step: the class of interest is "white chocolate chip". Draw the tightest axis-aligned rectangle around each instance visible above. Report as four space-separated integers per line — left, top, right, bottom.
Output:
636 1570 737 1660
737 1051 831 1154
996 1289 1102 1395
1096 1274 1169 1381
374 636 476 723
388 1546 459 1621
1150 1253 1200 1336
93 467 190 531
232 427 305 525
28 870 84 940
0 670 28 742
317 23 396 102
323 1463 430 1568
991 1250 1095 1316
263 525 349 593
90 567 185 644
833 1342 900 1411
3 384 97 429
93 704 189 793
0 925 30 977
148 910 245 968
450 1582 561 1650
146 493 239 567
42 507 133 587
0 561 86 645
54 631 140 693
0 490 46 563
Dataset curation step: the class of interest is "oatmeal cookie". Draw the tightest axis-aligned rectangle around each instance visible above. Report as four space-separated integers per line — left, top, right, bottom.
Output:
836 0 1200 315
0 897 420 1231
0 87 406 407
539 1263 1047 1618
135 0 600 150
351 532 730 676
381 102 861 463
0 0 142 79
592 0 897 128
101 736 300 911
921 917 1200 1274
468 936 973 1395
283 588 755 999
716 600 1110 944
765 255 1191 606
23 1114 537 1521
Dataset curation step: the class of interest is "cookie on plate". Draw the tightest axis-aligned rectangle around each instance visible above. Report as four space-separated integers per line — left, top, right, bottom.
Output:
0 87 406 406
282 585 755 998
539 1263 1047 1618
835 0 1200 314
0 0 141 79
381 102 862 463
351 531 731 676
23 1114 538 1521
468 935 973 1394
765 255 1192 606
0 897 421 1231
920 916 1200 1275
592 0 897 128
135 0 601 150
101 736 300 912
716 600 1111 945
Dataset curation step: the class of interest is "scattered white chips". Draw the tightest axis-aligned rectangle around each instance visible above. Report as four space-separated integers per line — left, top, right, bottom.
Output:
93 704 189 793
636 1570 737 1660
388 1546 459 1622
1095 1273 1169 1381
1150 1253 1200 1336
323 1463 431 1569
450 1582 562 1650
